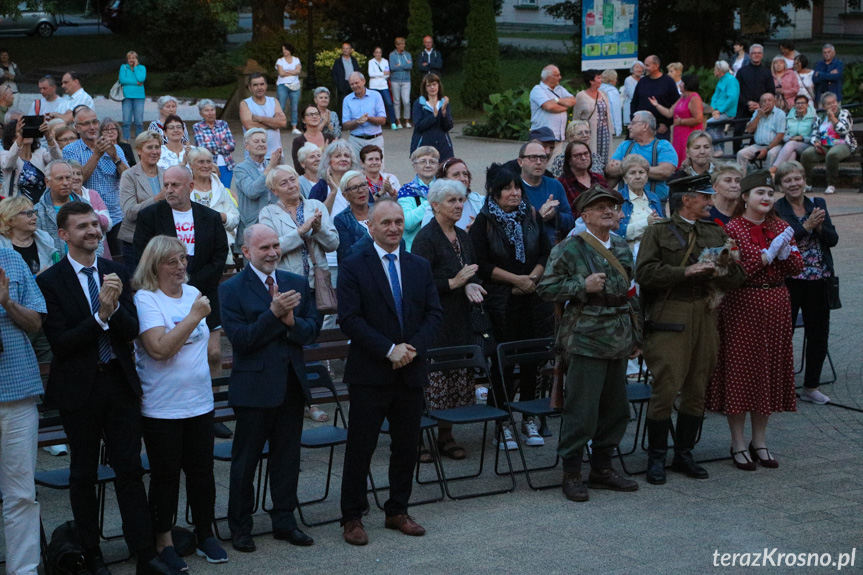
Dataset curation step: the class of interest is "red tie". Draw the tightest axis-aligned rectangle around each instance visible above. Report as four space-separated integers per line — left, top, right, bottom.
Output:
265 276 277 298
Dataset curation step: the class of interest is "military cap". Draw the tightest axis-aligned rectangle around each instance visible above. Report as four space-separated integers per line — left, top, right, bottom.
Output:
668 172 714 195
575 184 623 214
740 169 774 193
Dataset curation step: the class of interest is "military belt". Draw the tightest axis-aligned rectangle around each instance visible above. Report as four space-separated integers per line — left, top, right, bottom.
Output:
584 294 628 307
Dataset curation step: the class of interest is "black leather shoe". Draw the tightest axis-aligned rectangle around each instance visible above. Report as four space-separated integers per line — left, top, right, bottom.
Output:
231 533 256 553
85 553 111 575
587 468 639 492
135 556 182 575
274 527 314 546
671 450 710 479
562 471 588 502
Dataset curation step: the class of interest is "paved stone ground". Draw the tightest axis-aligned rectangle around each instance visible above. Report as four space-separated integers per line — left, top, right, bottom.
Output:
21 121 863 574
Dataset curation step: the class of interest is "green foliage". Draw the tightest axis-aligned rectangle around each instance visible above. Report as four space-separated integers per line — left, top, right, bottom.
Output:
460 0 502 110
118 0 240 70
463 89 531 140
406 0 433 56
685 66 719 103
163 50 235 91
311 48 370 93
842 62 863 104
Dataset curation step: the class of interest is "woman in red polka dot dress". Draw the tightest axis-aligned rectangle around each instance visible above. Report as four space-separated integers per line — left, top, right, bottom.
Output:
706 170 803 471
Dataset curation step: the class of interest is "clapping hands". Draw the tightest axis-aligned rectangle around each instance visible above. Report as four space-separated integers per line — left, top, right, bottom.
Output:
762 227 794 264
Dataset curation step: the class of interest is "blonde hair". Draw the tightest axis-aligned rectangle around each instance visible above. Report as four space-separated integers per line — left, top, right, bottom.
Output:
710 162 743 185
0 196 34 237
565 120 590 141
185 146 213 166
126 51 138 59
266 164 300 191
134 130 162 151
132 235 188 292
667 62 683 74
600 69 618 84
410 146 440 162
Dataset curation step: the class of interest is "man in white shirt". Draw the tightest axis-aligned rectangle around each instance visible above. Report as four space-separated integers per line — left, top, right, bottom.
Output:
239 73 286 163
530 65 576 143
29 75 70 118
58 72 94 123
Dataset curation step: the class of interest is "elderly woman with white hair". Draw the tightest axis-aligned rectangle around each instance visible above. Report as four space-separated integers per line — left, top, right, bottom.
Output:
313 86 341 139
706 60 740 157
549 120 591 177
233 127 280 245
193 98 236 188
412 178 485 461
600 69 623 137
333 169 372 263
187 146 240 257
309 140 357 217
397 145 439 250
622 60 644 132
148 95 190 144
297 142 322 197
119 130 164 263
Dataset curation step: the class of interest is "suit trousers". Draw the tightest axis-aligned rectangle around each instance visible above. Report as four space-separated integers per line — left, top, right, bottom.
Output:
558 354 629 463
141 410 215 539
644 299 718 420
228 372 305 536
340 382 424 522
59 362 152 552
0 397 40 575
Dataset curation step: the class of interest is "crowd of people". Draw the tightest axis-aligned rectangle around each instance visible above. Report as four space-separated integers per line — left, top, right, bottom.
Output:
0 36 849 574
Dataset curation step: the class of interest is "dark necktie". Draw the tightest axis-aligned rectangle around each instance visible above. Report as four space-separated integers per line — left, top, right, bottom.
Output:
265 276 277 298
384 254 403 329
82 267 113 364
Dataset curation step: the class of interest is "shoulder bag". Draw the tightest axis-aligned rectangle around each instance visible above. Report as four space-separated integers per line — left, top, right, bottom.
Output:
304 239 338 315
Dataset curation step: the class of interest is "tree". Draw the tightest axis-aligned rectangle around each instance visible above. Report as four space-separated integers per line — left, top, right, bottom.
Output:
545 0 813 69
406 0 433 56
252 0 286 43
460 0 501 109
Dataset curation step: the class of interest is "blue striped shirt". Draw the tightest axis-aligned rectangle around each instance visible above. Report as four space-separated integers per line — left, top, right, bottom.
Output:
752 108 787 146
63 139 127 226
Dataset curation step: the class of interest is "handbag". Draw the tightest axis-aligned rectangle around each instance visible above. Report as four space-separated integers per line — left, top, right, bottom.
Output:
304 239 338 315
827 275 841 310
468 303 496 357
109 80 124 102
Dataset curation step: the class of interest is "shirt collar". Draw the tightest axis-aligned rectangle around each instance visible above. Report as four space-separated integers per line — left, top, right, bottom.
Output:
68 254 98 274
249 263 276 286
373 241 399 260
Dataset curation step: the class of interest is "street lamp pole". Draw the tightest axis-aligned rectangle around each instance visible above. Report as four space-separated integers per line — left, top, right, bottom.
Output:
306 0 317 88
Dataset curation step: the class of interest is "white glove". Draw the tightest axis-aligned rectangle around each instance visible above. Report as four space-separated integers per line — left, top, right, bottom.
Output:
777 242 792 261
764 227 793 263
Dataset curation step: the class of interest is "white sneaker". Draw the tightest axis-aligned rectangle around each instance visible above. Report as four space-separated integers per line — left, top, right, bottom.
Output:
497 426 517 451
824 186 836 194
42 444 68 456
405 121 412 128
521 419 545 447
291 128 302 136
800 388 830 404
475 386 488 402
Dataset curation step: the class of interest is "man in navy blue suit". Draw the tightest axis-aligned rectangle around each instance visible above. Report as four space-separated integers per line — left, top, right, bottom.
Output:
219 224 321 553
337 198 443 546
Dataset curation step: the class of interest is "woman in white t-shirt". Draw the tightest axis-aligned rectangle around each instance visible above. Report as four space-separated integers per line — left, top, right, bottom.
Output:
368 47 397 131
132 236 228 569
275 42 302 135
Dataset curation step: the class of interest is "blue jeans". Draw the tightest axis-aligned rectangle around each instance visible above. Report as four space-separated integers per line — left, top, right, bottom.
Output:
372 88 396 124
277 84 301 128
122 97 145 140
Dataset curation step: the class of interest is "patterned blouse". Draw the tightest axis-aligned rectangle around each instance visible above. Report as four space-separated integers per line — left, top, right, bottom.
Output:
193 120 236 170
792 213 830 281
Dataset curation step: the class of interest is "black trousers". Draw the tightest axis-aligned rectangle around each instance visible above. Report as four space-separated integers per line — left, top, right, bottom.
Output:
340 382 424 522
489 293 540 409
59 363 152 552
787 278 831 389
141 411 215 540
228 373 304 536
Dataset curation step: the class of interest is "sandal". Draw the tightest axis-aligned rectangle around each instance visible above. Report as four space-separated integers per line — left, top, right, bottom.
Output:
305 405 330 422
437 437 467 461
418 446 434 464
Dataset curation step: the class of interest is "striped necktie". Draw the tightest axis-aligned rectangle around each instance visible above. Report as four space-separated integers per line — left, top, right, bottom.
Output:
82 267 113 364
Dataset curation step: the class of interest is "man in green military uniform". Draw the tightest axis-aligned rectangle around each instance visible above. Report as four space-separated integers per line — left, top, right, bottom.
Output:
538 185 641 502
636 173 746 485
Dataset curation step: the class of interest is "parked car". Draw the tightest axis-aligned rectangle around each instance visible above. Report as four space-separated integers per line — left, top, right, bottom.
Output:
0 2 56 36
102 0 121 31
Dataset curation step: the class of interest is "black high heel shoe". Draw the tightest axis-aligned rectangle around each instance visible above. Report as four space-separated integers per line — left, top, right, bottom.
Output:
748 443 779 468
730 447 756 471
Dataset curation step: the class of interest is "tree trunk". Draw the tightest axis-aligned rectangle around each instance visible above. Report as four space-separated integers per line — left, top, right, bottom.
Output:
677 10 734 69
252 0 286 43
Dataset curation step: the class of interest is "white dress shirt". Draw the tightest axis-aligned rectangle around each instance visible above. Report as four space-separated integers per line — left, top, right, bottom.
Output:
372 240 402 358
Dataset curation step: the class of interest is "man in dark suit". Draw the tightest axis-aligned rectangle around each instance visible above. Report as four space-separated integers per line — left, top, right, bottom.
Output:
37 201 179 575
219 223 321 553
331 42 360 119
133 165 228 372
337 198 443 546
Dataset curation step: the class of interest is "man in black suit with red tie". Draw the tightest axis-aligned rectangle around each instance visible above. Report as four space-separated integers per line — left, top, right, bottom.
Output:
37 201 179 575
337 198 443 546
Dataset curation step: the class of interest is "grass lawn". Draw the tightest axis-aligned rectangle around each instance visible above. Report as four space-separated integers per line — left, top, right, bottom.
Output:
2 34 130 69
84 70 236 101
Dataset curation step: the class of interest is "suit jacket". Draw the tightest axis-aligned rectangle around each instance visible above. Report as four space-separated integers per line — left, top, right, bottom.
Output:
132 200 228 302
331 56 360 94
118 163 165 243
219 266 321 408
37 256 141 410
337 241 443 388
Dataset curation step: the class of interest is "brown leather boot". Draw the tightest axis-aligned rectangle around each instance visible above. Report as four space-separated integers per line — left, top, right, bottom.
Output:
562 471 589 502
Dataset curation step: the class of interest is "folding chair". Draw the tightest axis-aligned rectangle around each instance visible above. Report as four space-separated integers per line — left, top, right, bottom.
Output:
425 345 516 500
369 415 444 510
495 338 563 490
794 314 837 386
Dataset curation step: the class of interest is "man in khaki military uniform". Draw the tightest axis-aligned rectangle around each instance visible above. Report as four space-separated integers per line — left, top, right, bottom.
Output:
538 185 641 502
636 174 746 485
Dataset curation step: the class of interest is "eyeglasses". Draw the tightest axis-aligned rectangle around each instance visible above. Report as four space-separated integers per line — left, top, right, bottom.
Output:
571 151 591 158
16 209 37 217
57 136 77 143
163 255 187 267
75 119 99 128
520 154 548 162
166 125 184 130
344 182 369 194
304 111 321 117
102 127 118 133
413 159 438 167
584 204 620 213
